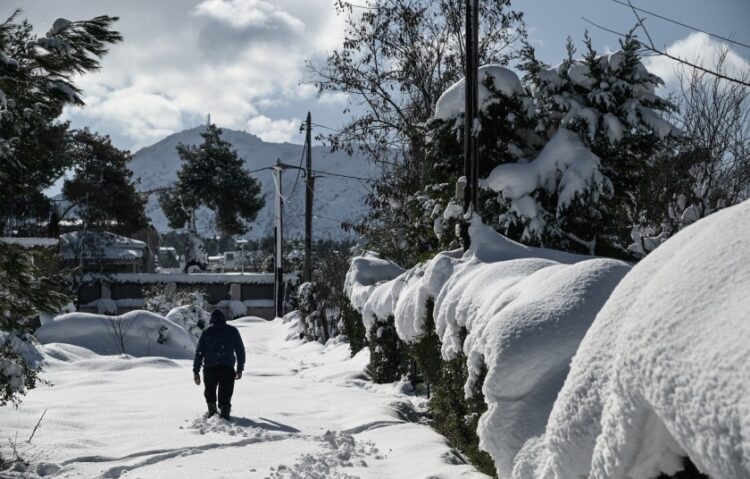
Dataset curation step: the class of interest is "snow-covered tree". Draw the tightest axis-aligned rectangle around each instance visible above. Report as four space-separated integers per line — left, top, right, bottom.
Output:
158 124 264 272
0 10 120 406
0 242 69 406
416 64 541 256
309 0 526 267
0 10 122 231
483 32 679 256
60 129 148 235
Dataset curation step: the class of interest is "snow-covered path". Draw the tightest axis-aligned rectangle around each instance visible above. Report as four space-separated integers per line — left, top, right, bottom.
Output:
1 318 486 479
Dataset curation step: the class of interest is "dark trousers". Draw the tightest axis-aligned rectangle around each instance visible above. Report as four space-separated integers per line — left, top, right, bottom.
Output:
203 365 235 408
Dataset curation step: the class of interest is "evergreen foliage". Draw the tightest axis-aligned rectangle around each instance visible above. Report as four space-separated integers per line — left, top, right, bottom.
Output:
366 315 407 383
0 10 120 406
0 10 121 230
508 32 678 256
0 242 69 406
159 124 264 270
409 299 495 476
340 297 367 356
159 124 264 237
62 129 148 235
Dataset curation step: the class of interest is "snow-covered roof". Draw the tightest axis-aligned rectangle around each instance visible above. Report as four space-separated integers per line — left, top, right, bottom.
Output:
60 231 147 261
0 237 59 248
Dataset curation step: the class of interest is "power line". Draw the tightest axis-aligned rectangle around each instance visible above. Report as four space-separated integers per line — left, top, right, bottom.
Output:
310 168 377 183
610 0 750 50
311 122 342 132
582 17 750 88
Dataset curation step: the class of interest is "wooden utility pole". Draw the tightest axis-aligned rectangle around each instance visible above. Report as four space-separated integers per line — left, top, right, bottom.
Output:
273 161 284 318
304 112 313 284
461 0 479 250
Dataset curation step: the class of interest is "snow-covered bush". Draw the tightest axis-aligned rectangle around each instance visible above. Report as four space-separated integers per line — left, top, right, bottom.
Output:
0 242 69 407
143 284 209 340
226 299 247 319
338 297 367 356
35 311 195 359
165 305 210 342
296 282 322 342
366 315 407 383
143 283 207 316
512 199 750 479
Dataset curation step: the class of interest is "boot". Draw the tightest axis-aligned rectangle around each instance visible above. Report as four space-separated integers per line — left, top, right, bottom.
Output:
206 402 217 418
219 405 231 421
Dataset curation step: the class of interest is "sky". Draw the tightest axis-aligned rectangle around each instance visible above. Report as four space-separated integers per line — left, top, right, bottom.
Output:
11 0 750 153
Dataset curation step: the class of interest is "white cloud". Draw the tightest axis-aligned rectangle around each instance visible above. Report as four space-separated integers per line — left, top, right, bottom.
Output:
246 115 301 143
644 32 750 90
193 0 304 32
47 0 346 150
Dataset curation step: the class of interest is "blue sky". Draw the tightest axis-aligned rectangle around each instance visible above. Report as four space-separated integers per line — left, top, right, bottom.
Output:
516 0 749 64
12 0 750 152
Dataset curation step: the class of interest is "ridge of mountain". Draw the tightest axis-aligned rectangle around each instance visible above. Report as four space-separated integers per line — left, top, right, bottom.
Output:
129 125 376 240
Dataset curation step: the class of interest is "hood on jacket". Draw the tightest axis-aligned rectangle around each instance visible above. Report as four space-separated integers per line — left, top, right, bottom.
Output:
210 309 227 325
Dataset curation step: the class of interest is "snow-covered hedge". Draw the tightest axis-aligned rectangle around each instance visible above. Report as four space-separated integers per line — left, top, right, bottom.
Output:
345 217 630 476
513 199 750 479
35 311 195 360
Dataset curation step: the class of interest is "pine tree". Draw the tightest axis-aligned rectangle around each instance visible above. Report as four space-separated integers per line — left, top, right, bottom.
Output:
0 242 69 406
159 124 265 271
61 129 148 235
488 30 680 256
0 10 120 406
0 11 122 231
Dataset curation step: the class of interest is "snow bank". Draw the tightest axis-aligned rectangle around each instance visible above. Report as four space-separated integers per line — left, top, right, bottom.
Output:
35 311 195 359
513 199 750 479
344 252 404 314
346 217 630 476
434 64 528 121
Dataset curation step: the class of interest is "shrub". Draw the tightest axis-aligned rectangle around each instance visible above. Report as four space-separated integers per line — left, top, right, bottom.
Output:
367 315 408 383
143 284 207 316
340 297 367 356
409 299 496 476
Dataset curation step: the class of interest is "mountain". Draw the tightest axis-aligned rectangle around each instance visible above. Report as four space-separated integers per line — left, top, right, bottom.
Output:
129 126 377 241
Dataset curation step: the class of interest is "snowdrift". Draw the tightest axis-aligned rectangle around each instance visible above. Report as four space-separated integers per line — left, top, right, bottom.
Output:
513 199 750 479
344 252 405 333
35 311 196 360
346 217 630 476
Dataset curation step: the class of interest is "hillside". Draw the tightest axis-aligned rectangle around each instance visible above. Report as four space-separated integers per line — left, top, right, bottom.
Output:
129 126 377 240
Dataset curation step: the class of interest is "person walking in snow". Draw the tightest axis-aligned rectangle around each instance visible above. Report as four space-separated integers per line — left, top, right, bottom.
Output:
193 309 246 420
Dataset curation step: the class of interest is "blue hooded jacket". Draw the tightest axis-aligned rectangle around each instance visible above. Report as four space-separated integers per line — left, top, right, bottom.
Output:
193 310 246 374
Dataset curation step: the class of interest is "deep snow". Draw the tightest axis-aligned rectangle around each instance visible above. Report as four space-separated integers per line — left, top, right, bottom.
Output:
1 317 488 478
346 217 630 477
513 199 750 479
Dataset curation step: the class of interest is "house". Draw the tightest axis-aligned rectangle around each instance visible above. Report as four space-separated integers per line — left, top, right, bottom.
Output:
60 231 155 273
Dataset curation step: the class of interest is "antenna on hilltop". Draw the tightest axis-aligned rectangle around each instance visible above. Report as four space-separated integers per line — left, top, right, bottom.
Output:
206 113 211 126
